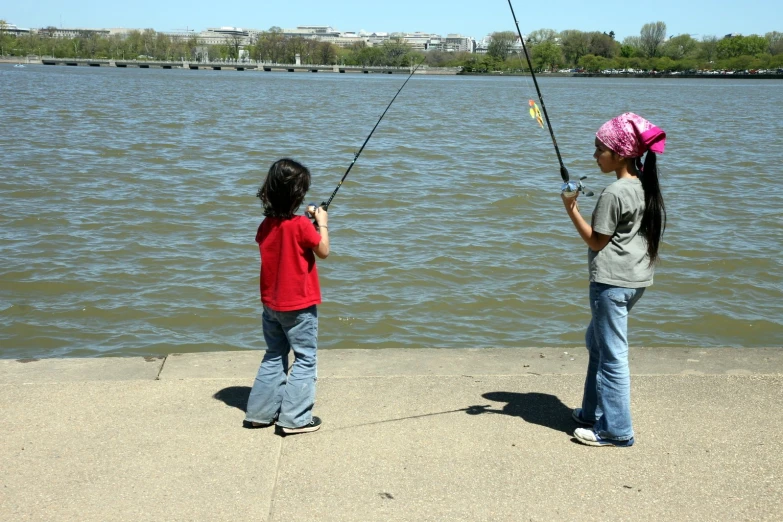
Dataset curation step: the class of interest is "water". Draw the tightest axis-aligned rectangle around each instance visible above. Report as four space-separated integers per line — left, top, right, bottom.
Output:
1 64 782 358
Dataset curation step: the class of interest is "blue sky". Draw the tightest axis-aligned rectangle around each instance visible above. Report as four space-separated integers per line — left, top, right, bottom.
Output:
3 0 781 41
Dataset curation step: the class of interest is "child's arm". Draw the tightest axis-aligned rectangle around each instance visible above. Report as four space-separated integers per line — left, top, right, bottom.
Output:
312 207 330 259
561 193 612 252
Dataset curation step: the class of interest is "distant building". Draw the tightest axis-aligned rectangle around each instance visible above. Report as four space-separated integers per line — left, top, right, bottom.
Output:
282 26 340 40
199 27 251 45
318 33 371 48
396 32 439 51
12 21 479 55
1 23 30 36
475 33 523 54
32 27 110 38
431 34 475 53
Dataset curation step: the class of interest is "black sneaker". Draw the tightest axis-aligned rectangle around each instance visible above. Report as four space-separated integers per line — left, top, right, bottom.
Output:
243 413 279 429
243 420 274 429
279 416 322 435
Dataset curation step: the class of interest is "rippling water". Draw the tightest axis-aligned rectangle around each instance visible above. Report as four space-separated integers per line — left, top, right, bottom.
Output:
1 64 781 358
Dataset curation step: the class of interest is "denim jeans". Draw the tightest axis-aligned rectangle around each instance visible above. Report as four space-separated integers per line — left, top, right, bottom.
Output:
581 282 645 441
245 305 318 429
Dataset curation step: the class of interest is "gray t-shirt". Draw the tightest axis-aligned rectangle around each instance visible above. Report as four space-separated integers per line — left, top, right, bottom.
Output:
588 177 654 288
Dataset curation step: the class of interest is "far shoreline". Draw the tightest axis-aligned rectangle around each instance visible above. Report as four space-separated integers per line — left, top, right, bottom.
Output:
3 58 781 80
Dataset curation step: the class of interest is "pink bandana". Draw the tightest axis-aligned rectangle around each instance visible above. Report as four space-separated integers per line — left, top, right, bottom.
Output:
596 112 666 158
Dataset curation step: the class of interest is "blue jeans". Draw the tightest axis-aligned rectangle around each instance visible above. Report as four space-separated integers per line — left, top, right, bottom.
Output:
245 305 318 429
581 282 645 441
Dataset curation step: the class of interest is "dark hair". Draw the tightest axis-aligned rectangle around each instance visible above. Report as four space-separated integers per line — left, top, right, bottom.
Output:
256 158 311 218
636 152 666 265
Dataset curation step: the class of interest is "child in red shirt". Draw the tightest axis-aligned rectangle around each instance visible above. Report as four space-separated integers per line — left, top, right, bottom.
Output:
245 158 329 435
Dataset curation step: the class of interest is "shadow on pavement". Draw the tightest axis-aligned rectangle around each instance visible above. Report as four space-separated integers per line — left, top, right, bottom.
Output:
467 391 575 434
213 386 251 411
212 387 574 435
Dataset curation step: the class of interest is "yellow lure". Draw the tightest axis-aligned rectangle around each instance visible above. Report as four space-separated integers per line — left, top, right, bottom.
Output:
528 100 544 128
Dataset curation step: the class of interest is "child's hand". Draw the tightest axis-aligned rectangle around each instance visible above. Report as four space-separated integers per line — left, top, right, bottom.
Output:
314 207 328 228
561 191 579 213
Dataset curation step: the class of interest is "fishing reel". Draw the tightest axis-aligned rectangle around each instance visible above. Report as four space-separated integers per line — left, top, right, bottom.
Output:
561 176 594 198
304 202 327 219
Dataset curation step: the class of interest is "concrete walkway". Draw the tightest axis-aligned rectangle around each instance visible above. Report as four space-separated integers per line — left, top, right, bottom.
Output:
2 347 782 521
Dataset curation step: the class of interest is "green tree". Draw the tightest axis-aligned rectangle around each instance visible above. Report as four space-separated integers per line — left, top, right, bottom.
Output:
652 56 675 71
0 20 10 56
356 45 384 66
766 31 783 55
532 40 562 71
424 50 452 67
83 32 103 58
717 34 767 58
284 36 307 63
225 33 243 60
619 45 636 58
725 55 755 71
487 31 516 61
588 31 618 58
254 30 286 63
698 35 719 63
640 21 667 58
579 54 606 72
381 38 411 66
317 42 337 65
662 34 698 60
140 29 157 57
560 30 591 65
526 28 557 45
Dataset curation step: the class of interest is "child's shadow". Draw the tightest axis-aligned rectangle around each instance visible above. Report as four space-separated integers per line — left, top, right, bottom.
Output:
213 386 251 412
467 391 574 434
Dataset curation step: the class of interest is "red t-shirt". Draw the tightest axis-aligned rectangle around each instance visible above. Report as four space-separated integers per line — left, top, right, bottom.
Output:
256 215 322 312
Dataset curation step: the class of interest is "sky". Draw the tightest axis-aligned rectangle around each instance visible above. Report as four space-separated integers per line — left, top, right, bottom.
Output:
3 0 781 41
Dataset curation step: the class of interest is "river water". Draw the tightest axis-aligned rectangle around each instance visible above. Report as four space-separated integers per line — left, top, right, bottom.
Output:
1 64 781 358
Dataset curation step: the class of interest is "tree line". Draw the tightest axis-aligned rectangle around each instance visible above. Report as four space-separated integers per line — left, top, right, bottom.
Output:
471 24 783 73
2 20 781 73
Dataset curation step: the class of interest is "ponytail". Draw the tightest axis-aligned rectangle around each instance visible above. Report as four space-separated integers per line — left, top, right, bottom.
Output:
639 152 666 265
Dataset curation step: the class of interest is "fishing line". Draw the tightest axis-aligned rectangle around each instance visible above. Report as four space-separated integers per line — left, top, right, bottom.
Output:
506 0 592 197
307 59 425 216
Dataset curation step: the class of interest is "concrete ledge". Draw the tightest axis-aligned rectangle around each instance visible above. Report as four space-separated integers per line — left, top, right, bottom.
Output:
0 356 165 384
3 348 782 384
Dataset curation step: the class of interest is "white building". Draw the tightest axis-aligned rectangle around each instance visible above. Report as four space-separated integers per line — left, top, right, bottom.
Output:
281 26 340 40
32 27 110 38
198 27 251 45
475 33 523 54
318 33 371 48
1 23 31 36
430 34 475 53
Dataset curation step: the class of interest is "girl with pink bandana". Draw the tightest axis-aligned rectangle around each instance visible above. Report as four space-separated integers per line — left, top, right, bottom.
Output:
561 112 667 447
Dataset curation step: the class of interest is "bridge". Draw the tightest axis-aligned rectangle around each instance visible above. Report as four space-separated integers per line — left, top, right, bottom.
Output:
39 58 459 75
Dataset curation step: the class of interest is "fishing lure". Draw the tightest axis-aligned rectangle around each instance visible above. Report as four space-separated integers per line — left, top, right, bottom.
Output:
529 100 543 128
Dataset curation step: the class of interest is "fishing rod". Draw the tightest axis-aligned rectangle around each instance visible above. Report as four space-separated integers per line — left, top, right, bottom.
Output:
307 59 425 217
506 0 592 197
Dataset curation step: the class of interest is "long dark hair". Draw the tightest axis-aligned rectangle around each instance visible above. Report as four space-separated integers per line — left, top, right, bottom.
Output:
636 152 666 265
256 158 311 218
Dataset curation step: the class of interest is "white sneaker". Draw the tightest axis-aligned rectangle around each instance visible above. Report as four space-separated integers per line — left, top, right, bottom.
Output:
573 427 634 447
